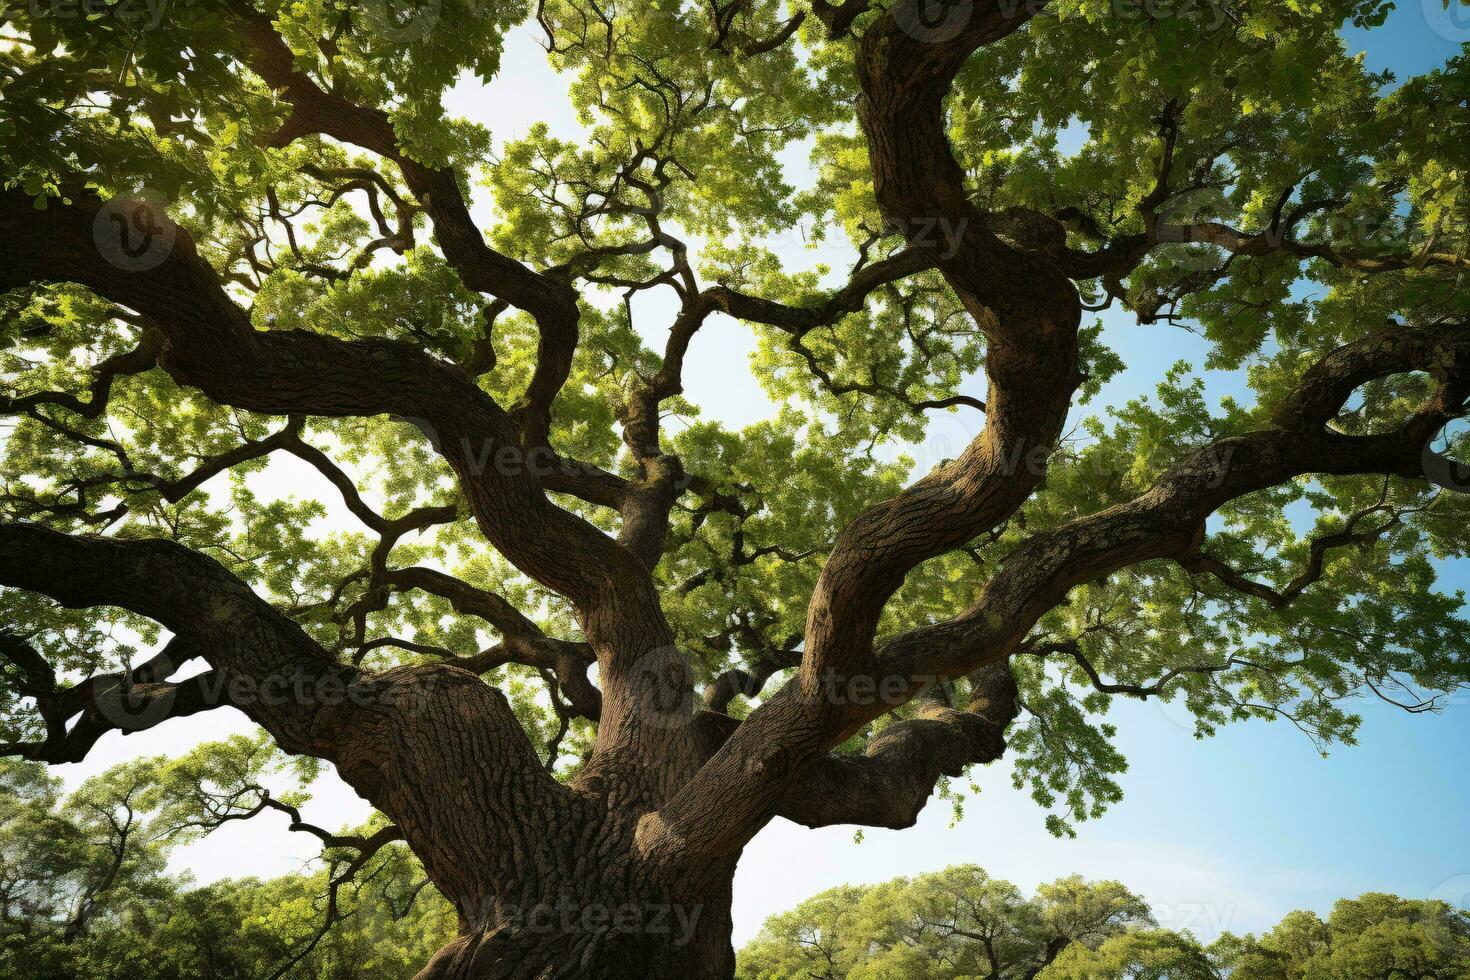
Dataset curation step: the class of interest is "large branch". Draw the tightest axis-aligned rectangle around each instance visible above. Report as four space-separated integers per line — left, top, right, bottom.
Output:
790 0 1077 686
0 187 687 769
644 316 1470 863
0 634 227 763
638 0 1078 866
771 662 1019 830
874 319 1470 686
219 11 705 763
229 1 580 448
0 524 353 755
0 522 576 915
381 566 602 720
0 190 629 605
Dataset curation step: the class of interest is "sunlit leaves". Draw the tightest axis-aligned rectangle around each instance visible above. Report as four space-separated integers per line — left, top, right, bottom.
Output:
737 865 1153 979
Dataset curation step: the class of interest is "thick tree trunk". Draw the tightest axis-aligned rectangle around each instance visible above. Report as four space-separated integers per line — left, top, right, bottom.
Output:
414 878 734 979
320 665 737 979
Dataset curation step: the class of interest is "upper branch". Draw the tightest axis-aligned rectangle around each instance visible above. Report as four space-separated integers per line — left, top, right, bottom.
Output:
639 0 1086 864
229 1 581 448
0 187 646 618
645 315 1470 863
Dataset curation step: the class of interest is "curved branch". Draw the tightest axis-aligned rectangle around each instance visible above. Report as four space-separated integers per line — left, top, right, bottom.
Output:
645 316 1470 865
0 634 228 764
0 524 354 756
229 2 580 450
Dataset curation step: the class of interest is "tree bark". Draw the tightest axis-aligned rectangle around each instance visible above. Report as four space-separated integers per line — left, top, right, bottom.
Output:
414 873 734 980
309 662 735 979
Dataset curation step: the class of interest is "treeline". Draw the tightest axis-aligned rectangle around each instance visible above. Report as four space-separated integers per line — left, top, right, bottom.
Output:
4 749 1466 979
0 749 453 979
736 865 1470 979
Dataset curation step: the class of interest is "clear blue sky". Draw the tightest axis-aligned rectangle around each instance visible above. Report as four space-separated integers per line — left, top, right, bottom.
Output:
51 2 1470 948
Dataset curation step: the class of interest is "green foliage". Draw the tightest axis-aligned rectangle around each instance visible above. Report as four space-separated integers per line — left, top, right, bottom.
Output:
737 864 1152 979
2 0 1468 847
1213 894 1470 980
740 866 1470 980
0 746 453 979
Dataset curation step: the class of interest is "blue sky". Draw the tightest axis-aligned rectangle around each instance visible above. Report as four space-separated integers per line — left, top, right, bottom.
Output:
49 2 1470 949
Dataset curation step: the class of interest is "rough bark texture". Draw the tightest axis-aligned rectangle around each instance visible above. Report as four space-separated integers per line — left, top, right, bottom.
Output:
3 3 1468 977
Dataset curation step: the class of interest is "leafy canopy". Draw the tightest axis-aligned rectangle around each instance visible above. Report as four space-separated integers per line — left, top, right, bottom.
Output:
1 0 1468 848
739 865 1470 980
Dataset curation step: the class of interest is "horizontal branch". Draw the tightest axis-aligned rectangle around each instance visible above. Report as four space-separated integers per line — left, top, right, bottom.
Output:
0 634 228 763
0 524 352 756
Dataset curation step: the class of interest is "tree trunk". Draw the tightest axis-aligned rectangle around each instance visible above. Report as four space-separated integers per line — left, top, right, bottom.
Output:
322 665 738 979
414 880 734 980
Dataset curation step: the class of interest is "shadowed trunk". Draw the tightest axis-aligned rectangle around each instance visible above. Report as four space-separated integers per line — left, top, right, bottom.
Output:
415 876 734 980
318 663 736 979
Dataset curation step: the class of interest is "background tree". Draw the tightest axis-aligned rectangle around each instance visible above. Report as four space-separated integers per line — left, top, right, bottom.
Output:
1049 893 1470 979
1 0 1469 975
737 864 1152 979
0 743 454 979
740 869 1470 980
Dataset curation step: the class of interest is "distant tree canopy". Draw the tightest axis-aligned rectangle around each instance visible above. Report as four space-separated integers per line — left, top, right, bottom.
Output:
1049 892 1470 980
737 866 1470 980
0 745 453 980
737 865 1153 979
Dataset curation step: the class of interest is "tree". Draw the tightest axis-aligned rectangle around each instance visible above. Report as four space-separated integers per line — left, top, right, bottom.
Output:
1 0 1468 975
0 743 455 979
1211 894 1470 980
739 870 1470 980
1049 892 1470 979
737 865 1152 979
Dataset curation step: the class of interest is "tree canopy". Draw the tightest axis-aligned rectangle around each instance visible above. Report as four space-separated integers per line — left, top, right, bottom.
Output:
0 742 453 979
738 866 1470 980
737 864 1154 979
1 0 1468 974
